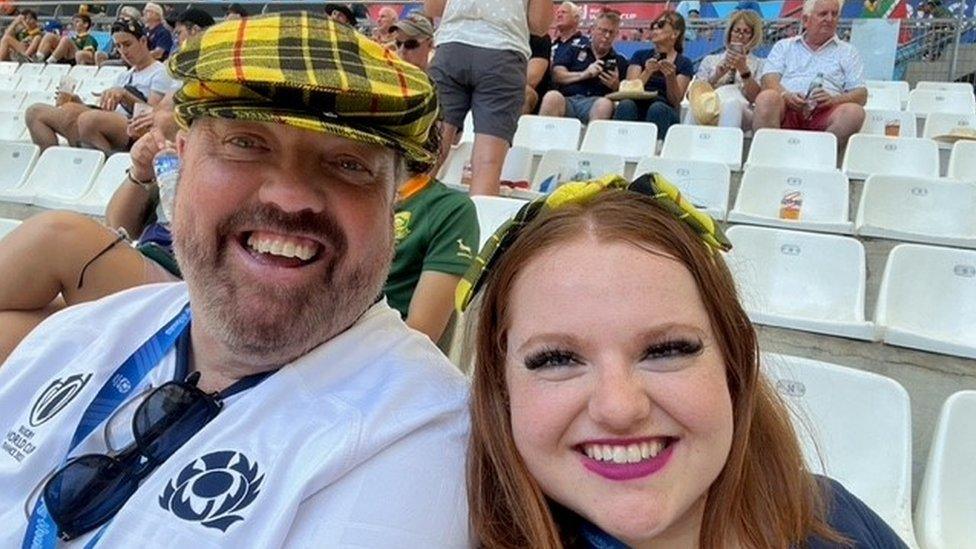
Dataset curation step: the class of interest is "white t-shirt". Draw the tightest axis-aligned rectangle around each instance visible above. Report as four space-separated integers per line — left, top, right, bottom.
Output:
112 61 168 115
0 283 470 548
435 0 531 59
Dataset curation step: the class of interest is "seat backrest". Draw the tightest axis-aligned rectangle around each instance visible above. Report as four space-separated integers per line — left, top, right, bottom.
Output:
746 128 838 171
14 63 45 77
67 64 100 80
948 140 976 182
40 64 71 79
0 142 39 191
13 75 53 93
439 144 534 189
908 89 976 116
20 90 55 108
437 142 472 186
0 218 21 240
915 81 975 94
865 79 910 105
0 61 19 75
95 65 127 81
0 110 27 141
875 243 976 340
725 225 866 322
499 145 533 185
82 152 131 211
733 165 850 224
842 134 939 179
855 175 976 242
513 115 582 153
660 124 743 169
532 150 625 192
921 112 976 140
865 86 902 111
0 89 25 111
915 390 976 549
580 120 658 160
23 146 104 201
634 156 730 217
762 353 914 544
861 108 917 138
0 73 19 91
470 196 527 249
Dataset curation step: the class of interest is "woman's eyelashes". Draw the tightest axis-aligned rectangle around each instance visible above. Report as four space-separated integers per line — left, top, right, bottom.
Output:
524 348 582 370
642 339 704 361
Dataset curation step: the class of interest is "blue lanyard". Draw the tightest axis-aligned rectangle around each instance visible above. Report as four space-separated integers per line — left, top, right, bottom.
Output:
23 304 192 549
580 521 631 549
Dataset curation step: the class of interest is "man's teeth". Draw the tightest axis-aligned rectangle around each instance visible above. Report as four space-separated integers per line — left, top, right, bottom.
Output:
246 234 318 261
582 440 668 464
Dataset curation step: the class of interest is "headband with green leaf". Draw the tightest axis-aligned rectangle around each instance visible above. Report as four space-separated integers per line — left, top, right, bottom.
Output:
454 172 732 313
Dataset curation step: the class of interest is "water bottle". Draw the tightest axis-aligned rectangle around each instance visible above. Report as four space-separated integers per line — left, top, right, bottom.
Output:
573 159 593 181
804 73 824 117
153 150 179 224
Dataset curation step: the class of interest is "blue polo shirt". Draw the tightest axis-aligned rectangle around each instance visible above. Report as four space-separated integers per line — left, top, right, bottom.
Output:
147 23 174 60
628 49 695 96
553 37 627 98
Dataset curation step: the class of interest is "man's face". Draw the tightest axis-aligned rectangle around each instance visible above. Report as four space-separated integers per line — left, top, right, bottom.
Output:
395 30 431 71
24 15 38 29
73 17 89 33
173 119 399 364
591 17 619 52
175 22 200 46
803 0 839 42
142 7 161 26
555 4 578 31
113 31 148 66
378 8 397 29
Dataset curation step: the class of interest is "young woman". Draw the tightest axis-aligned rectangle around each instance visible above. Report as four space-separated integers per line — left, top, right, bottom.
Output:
462 175 908 548
691 10 764 128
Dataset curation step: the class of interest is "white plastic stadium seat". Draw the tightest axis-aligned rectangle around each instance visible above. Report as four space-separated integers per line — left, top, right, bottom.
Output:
14 63 45 77
0 90 25 110
915 390 976 549
14 75 53 93
20 90 55 108
914 81 976 94
56 152 132 215
0 110 28 141
0 142 39 193
439 144 534 191
908 89 976 117
865 80 910 108
855 175 976 248
875 244 976 359
95 65 127 81
0 74 19 90
458 110 474 144
762 353 916 547
40 64 71 79
728 166 852 234
513 115 582 153
660 124 743 170
437 142 472 187
67 64 99 80
864 87 902 111
724 225 875 340
634 156 730 219
580 120 657 161
745 128 837 171
947 140 976 182
470 195 526 249
921 112 976 141
75 77 115 105
842 135 939 179
0 61 19 75
861 108 917 138
0 146 104 204
0 218 21 240
532 150 625 193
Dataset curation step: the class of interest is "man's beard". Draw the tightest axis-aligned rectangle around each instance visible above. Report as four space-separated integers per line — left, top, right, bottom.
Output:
173 201 392 366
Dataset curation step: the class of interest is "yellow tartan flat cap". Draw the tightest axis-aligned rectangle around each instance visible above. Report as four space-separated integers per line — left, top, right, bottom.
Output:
169 12 439 166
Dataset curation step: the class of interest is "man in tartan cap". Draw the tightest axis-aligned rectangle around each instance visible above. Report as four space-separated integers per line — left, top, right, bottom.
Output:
2 13 469 547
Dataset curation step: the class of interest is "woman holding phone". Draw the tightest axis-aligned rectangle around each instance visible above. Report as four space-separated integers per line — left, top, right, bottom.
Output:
461 175 909 548
691 10 764 128
612 11 693 139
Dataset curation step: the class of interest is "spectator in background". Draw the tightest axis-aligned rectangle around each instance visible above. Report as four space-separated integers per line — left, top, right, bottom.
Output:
0 10 42 62
753 0 866 147
551 1 583 55
36 13 98 65
614 11 693 139
539 10 625 124
426 0 553 196
390 12 434 69
324 3 358 27
171 7 214 50
96 4 142 65
524 33 552 114
373 5 399 46
142 2 173 60
692 9 763 128
26 18 167 152
224 2 248 19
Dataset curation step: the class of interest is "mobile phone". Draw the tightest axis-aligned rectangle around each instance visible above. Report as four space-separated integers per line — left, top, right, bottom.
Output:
729 43 744 54
603 57 617 73
656 52 667 61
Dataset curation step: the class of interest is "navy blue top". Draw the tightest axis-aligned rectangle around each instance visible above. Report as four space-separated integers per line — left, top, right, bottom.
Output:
552 37 628 98
627 49 694 97
147 24 174 60
576 477 908 548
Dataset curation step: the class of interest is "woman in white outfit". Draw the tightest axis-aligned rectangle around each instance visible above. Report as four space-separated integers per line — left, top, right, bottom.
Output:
691 10 763 128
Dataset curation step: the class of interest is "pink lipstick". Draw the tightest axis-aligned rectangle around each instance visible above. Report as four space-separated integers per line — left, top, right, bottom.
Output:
579 440 675 481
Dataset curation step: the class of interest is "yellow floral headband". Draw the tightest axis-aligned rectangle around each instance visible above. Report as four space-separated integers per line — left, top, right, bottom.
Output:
454 172 732 313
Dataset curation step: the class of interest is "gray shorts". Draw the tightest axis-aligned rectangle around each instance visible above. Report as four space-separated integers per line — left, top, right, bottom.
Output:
564 95 602 124
428 42 527 142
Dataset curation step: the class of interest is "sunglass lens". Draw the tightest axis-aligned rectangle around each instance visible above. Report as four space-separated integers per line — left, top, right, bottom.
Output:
43 454 138 539
397 39 420 49
134 383 219 463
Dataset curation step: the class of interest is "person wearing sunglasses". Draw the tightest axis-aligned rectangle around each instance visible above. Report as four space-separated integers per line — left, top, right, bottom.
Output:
0 13 469 548
460 174 909 548
390 12 434 71
613 11 694 140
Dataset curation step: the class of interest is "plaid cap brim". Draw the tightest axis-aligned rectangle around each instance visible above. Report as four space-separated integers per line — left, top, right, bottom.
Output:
169 12 439 167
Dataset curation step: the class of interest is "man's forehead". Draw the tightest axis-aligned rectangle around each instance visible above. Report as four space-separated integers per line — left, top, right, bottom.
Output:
196 119 396 156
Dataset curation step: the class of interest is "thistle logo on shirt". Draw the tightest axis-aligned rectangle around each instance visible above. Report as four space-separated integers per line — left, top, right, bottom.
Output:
28 373 93 427
160 450 264 532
